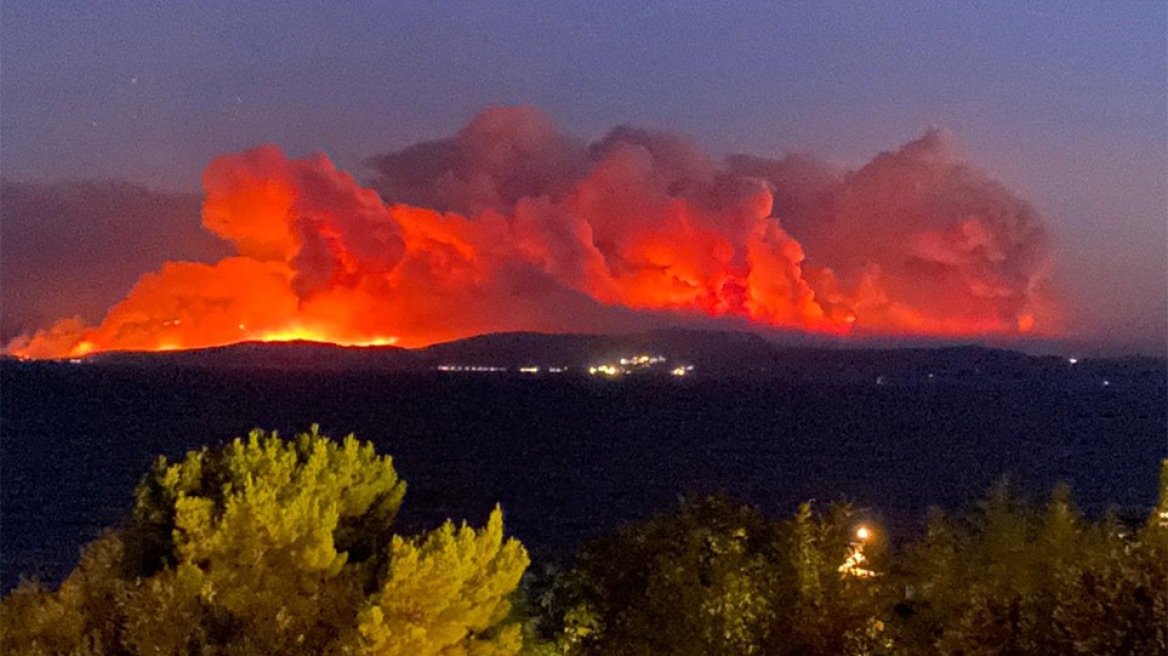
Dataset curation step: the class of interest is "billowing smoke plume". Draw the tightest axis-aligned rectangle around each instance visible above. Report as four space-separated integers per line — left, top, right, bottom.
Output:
0 180 229 342
731 130 1056 334
6 106 1056 359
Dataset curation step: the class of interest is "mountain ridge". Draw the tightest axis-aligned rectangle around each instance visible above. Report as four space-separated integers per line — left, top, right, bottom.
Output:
4 330 1163 385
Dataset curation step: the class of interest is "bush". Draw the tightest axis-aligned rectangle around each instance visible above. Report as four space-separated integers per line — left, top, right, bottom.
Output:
0 426 529 656
537 495 891 656
5 426 1164 656
537 465 1168 656
894 480 1167 654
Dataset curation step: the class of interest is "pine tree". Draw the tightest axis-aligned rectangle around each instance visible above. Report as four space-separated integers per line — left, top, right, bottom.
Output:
357 507 529 656
0 427 529 656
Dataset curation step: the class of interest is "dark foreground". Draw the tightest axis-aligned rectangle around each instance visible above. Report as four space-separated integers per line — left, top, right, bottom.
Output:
2 357 1165 591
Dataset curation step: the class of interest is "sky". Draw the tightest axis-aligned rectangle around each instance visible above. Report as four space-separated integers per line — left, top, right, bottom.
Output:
2 1 1165 354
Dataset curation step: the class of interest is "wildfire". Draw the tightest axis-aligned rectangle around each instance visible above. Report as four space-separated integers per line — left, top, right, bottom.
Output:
5 108 1057 360
252 327 398 347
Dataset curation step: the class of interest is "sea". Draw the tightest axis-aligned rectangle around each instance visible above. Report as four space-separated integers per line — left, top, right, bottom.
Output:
2 360 1165 592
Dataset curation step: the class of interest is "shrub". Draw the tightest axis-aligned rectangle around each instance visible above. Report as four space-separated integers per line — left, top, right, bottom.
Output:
0 426 529 656
538 463 1168 656
538 495 890 656
895 478 1168 654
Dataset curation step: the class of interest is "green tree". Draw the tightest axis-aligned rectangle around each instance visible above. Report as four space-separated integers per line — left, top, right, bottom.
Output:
539 495 888 656
0 427 529 656
540 473 1167 656
777 502 892 656
894 472 1168 655
358 508 528 656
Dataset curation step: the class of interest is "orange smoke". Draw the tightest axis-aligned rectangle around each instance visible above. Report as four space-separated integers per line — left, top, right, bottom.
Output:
6 108 1057 360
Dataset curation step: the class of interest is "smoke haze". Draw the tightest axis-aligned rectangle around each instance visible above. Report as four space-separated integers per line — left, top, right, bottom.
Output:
6 107 1058 359
0 181 230 341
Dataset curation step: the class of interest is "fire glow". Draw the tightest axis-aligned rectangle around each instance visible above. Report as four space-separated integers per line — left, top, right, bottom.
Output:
6 107 1057 360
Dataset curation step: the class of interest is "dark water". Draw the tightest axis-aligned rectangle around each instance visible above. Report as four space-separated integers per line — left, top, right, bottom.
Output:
2 361 1165 592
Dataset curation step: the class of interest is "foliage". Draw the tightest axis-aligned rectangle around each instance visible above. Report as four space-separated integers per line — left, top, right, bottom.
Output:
537 495 889 656
537 465 1168 656
894 473 1168 655
358 509 528 656
0 426 529 656
4 425 1165 656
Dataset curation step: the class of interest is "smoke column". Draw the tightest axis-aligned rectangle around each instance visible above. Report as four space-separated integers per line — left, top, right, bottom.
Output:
7 106 1056 359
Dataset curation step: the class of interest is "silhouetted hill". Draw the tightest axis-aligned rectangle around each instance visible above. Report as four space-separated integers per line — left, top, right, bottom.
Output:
17 330 1162 388
418 329 779 371
83 340 421 371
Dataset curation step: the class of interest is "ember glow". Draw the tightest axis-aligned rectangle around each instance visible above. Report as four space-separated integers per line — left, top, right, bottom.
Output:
6 107 1057 359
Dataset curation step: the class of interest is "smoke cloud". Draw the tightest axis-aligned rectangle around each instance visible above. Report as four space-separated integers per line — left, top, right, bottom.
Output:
0 181 229 342
6 107 1057 359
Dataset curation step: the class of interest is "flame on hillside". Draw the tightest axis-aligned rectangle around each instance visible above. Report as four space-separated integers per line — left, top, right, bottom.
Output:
6 107 1057 359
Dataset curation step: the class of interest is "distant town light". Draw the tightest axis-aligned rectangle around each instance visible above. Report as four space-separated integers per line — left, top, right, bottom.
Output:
588 355 673 377
1068 357 1078 365
588 364 621 377
437 364 507 373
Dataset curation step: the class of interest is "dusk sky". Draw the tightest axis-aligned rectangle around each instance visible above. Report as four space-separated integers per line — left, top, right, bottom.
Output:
2 1 1165 354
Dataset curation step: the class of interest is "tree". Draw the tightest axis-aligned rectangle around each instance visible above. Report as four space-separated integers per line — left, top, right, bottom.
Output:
894 473 1168 655
540 474 1167 656
0 427 529 656
358 509 528 656
538 495 888 656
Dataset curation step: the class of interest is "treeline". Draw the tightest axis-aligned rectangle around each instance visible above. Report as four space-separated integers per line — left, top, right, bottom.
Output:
2 428 1165 655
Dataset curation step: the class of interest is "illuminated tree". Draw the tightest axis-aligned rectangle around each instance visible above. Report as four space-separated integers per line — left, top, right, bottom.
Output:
538 495 888 656
0 427 529 656
894 473 1168 655
540 474 1166 656
358 508 529 656
4 432 1164 656
779 502 892 656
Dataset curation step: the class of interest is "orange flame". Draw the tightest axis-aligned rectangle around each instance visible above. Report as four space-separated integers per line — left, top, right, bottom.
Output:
6 114 1057 360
